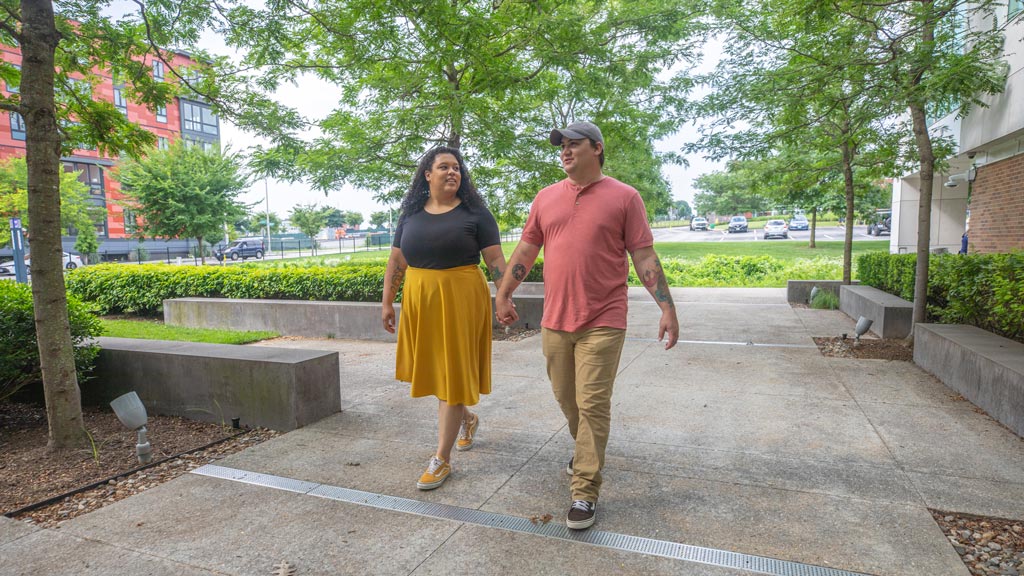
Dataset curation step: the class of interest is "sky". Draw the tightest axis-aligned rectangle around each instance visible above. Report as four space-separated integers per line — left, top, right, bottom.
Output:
182 11 726 225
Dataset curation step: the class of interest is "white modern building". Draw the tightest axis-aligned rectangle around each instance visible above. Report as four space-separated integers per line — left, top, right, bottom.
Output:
891 3 1024 254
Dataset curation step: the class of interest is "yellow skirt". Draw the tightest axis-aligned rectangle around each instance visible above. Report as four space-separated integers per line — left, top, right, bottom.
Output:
396 264 492 405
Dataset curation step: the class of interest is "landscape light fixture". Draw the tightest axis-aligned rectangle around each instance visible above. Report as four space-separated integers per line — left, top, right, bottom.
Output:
854 316 874 343
110 391 153 464
808 286 820 304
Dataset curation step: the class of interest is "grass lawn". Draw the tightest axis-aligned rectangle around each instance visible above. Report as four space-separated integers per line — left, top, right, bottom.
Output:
100 318 279 344
653 240 889 262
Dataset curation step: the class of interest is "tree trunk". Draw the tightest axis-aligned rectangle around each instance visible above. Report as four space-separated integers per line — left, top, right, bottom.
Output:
809 206 817 248
22 0 88 451
197 236 205 264
841 143 855 285
909 101 934 325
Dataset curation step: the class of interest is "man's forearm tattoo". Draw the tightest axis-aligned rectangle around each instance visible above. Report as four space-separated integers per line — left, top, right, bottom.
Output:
647 257 674 308
511 263 527 281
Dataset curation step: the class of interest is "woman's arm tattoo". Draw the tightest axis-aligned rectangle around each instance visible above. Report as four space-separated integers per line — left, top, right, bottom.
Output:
389 264 406 295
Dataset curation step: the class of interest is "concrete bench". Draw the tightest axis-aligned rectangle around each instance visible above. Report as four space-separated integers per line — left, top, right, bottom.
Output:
914 324 1024 438
787 280 859 304
165 291 545 342
839 285 913 339
87 337 340 431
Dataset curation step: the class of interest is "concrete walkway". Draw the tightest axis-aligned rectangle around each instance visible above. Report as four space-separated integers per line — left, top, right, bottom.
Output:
3 288 1022 575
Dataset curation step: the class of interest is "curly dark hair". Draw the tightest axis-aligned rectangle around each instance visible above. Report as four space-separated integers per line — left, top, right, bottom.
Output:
398 147 485 220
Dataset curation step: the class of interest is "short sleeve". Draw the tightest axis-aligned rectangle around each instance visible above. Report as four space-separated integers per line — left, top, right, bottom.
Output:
392 216 405 248
623 192 653 252
521 199 544 246
476 207 501 250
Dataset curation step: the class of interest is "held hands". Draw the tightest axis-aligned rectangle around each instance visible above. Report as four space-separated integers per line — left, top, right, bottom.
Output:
659 308 679 350
382 304 396 333
495 296 518 326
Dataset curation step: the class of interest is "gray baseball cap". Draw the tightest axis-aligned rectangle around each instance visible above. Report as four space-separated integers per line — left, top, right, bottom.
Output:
549 121 603 146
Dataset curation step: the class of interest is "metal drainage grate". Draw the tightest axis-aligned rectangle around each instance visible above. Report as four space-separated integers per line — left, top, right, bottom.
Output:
626 337 818 349
192 464 872 576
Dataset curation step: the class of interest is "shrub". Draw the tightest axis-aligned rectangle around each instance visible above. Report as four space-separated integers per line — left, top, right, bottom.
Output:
810 290 840 310
65 260 546 316
0 282 102 400
857 251 1024 343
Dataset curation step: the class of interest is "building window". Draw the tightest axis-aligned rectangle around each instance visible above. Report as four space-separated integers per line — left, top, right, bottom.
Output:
10 112 25 140
152 60 164 82
95 221 107 237
158 137 169 150
123 209 137 235
181 100 218 135
156 105 167 123
112 71 127 115
6 64 19 93
1011 0 1024 18
63 161 104 196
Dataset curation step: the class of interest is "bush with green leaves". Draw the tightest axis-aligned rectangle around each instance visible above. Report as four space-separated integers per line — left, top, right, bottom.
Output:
857 251 1023 343
0 282 102 400
65 260 545 316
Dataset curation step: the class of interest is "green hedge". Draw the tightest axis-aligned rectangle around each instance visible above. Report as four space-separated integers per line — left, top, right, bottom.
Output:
857 251 1024 343
65 260 546 315
0 282 102 400
628 255 842 287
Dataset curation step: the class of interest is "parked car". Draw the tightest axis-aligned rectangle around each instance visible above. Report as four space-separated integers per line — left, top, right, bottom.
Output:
727 215 749 233
214 238 265 261
788 214 809 230
689 216 709 231
762 219 789 239
867 209 892 236
8 252 85 273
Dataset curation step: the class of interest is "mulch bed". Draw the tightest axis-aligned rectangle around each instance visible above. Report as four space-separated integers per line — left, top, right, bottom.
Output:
0 401 278 521
813 336 914 361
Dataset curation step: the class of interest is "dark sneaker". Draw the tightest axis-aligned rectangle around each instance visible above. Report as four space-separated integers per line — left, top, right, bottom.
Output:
566 456 574 476
566 500 596 530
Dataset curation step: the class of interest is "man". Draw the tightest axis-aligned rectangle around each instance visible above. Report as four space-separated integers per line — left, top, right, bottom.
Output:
496 121 679 530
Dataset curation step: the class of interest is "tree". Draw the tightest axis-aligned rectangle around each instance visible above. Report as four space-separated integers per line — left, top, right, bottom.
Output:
0 0 297 451
693 1 909 283
289 204 326 255
692 162 772 217
246 210 283 237
117 143 248 264
0 157 99 246
672 200 692 220
243 1 701 221
73 224 99 264
341 211 363 228
828 0 1007 324
369 210 391 230
322 207 345 229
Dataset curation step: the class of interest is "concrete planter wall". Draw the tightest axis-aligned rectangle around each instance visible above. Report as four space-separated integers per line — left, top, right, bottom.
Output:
165 283 545 342
88 337 340 431
914 324 1024 438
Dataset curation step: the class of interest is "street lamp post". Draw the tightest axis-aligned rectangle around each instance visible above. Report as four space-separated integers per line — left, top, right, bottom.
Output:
264 178 271 252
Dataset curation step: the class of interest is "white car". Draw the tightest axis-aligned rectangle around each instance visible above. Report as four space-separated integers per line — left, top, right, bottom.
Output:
19 252 85 272
762 219 789 239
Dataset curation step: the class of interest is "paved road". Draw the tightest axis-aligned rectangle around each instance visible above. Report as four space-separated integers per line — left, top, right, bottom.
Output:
652 225 888 243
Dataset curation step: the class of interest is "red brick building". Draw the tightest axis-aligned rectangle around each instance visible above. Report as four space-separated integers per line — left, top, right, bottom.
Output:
0 45 220 256
969 154 1024 254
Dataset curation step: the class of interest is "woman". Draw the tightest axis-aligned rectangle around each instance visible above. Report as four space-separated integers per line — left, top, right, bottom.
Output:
382 146 507 490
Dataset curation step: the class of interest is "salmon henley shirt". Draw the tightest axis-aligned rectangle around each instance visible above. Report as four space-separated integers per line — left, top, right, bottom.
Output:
521 176 654 332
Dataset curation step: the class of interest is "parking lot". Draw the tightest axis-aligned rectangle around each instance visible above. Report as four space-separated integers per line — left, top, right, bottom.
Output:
652 224 882 243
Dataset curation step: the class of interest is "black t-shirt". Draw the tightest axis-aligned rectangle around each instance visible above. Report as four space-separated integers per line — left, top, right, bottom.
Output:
393 203 501 269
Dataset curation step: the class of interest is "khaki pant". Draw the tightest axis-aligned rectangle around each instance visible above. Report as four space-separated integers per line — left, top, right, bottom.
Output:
542 326 626 502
